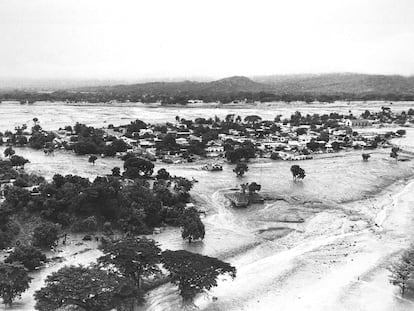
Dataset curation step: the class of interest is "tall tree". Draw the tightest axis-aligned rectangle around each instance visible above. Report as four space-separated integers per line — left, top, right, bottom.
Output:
388 249 414 296
123 157 154 179
0 263 32 306
34 265 140 311
98 237 161 288
180 208 205 243
162 250 236 302
5 245 47 271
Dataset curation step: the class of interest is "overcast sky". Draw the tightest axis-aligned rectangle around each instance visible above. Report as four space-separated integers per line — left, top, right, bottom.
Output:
1 0 414 81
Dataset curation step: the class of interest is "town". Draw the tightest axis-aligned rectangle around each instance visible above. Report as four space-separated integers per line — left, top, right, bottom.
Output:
1 106 412 166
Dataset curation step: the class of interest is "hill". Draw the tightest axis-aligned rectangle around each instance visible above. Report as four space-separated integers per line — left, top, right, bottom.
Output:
252 73 414 95
2 74 414 103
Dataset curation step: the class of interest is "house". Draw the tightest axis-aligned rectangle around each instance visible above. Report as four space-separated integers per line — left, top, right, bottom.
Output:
206 144 224 157
345 119 372 127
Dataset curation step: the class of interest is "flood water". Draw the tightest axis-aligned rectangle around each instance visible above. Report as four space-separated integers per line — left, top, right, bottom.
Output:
1 100 413 131
1 102 414 311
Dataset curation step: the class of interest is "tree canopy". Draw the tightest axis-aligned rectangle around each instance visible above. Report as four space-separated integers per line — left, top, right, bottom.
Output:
98 237 162 288
180 208 205 243
5 245 47 271
34 265 140 311
0 263 32 306
162 250 236 301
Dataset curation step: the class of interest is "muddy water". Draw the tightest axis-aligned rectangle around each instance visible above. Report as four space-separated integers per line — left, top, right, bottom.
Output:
1 101 413 131
1 102 414 311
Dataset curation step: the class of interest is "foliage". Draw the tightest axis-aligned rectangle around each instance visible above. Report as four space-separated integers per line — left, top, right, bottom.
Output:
98 237 162 288
123 157 154 179
111 166 121 177
248 182 261 194
0 263 32 306
5 245 47 271
225 142 256 163
71 216 98 233
290 165 306 181
362 153 371 161
10 155 29 168
388 249 414 296
162 250 236 301
233 162 248 177
34 265 141 311
4 146 15 158
88 155 98 165
180 208 205 243
32 222 60 249
156 168 171 180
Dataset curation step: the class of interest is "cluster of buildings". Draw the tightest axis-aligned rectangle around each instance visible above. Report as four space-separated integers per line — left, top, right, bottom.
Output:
95 111 407 163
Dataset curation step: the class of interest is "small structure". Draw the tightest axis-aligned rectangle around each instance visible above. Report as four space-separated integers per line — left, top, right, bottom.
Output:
202 163 223 171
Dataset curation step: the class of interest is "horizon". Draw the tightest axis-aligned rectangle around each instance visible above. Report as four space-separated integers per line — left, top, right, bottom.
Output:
1 0 414 81
1 72 414 90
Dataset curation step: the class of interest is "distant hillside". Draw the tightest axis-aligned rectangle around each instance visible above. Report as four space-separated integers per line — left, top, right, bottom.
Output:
2 74 414 103
82 73 414 97
84 76 270 96
252 73 414 95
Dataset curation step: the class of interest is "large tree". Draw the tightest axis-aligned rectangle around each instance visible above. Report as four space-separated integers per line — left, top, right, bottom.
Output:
32 222 60 249
10 155 29 168
5 245 47 271
98 237 162 288
34 265 140 311
180 208 205 243
0 263 32 306
162 250 236 301
123 157 154 179
389 249 414 296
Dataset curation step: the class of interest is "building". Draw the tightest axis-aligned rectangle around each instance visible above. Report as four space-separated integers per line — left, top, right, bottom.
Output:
345 119 372 127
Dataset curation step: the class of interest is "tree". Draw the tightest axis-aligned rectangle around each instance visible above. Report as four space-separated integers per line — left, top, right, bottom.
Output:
111 167 121 177
98 237 161 288
290 165 306 181
162 250 236 302
156 168 171 180
4 147 15 158
88 155 98 165
173 177 193 194
396 129 406 136
5 245 47 271
10 155 29 168
388 249 414 296
34 265 140 311
180 208 205 243
390 147 399 160
248 182 261 194
244 115 262 124
233 162 248 177
0 263 32 306
362 153 371 161
33 222 60 249
123 157 154 179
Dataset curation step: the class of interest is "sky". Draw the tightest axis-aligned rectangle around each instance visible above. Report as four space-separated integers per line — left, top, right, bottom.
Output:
0 0 414 81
